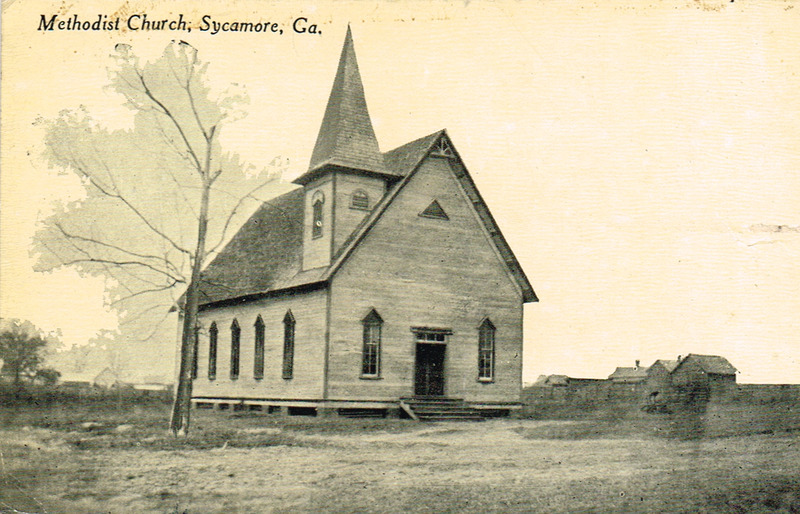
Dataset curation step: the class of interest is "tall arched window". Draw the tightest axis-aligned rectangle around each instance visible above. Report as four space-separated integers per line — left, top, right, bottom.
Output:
254 315 265 379
312 190 324 239
208 322 218 380
478 318 495 382
282 311 295 379
361 309 383 377
230 319 240 380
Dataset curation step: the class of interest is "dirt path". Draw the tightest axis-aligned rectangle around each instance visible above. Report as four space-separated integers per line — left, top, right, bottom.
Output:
2 419 799 513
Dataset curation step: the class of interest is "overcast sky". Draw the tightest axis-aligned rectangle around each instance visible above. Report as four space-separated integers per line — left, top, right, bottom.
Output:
2 0 798 383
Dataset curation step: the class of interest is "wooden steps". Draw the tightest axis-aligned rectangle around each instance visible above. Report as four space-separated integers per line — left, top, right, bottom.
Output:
399 396 484 421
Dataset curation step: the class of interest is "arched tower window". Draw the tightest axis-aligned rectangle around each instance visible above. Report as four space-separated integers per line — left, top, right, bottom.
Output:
351 189 370 210
478 318 495 382
208 322 218 380
230 319 241 380
254 316 265 380
282 311 295 379
312 190 324 239
361 309 383 377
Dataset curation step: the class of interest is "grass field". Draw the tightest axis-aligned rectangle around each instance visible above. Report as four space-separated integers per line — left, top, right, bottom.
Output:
1 390 799 513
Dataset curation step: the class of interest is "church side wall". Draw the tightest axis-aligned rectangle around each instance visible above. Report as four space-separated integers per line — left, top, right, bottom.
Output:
327 156 524 404
192 290 327 400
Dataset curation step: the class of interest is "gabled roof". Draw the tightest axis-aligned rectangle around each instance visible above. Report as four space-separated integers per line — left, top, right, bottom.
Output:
674 354 737 375
197 131 537 307
197 189 325 306
294 26 392 185
650 359 679 373
383 131 443 176
608 366 649 381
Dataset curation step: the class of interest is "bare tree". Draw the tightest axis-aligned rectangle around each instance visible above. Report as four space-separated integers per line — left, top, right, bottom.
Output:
33 42 285 435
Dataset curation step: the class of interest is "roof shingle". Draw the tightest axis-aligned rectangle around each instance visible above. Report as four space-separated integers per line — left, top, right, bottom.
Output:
678 354 737 375
197 188 309 306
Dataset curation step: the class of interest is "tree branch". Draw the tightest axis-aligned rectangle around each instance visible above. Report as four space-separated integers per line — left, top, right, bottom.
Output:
134 67 204 174
53 222 185 280
57 258 184 283
51 145 192 257
110 281 179 307
205 178 281 257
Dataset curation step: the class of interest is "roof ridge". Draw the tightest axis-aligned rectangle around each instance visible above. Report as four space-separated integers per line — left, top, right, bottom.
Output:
383 129 445 156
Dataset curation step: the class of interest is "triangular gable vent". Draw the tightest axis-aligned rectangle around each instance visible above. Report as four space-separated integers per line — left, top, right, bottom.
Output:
419 200 449 220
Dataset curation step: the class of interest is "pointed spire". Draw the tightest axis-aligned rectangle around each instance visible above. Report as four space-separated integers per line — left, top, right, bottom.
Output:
296 26 389 184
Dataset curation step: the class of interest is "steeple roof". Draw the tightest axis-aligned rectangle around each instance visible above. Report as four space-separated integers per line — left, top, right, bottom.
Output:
294 26 393 185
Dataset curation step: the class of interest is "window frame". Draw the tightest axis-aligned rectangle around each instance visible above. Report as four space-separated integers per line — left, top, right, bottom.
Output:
254 315 265 380
361 309 383 379
230 319 240 380
478 318 495 382
282 311 295 379
312 190 324 239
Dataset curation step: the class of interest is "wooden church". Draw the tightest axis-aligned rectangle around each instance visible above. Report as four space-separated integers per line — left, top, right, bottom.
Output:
189 28 537 418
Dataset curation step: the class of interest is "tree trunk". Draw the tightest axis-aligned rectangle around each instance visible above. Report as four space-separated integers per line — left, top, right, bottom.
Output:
169 177 211 436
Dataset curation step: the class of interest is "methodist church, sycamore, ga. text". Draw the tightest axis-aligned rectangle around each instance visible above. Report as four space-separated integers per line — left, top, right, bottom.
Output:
38 14 322 36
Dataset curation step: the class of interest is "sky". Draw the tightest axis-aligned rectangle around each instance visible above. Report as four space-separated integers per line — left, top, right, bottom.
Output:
1 0 799 384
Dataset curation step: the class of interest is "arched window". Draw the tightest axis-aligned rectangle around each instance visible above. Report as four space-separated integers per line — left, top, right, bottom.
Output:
230 319 240 380
282 311 295 379
208 322 218 380
351 189 370 210
312 190 324 239
361 309 383 377
478 318 495 381
254 316 265 380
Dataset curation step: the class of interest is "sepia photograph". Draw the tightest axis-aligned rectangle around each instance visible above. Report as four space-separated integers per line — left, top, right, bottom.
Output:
1 0 799 512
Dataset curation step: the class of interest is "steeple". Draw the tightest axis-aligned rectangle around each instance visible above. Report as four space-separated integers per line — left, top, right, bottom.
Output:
294 26 390 185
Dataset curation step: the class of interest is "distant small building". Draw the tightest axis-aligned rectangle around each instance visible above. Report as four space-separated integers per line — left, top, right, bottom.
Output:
93 367 126 389
670 354 737 399
645 359 680 403
608 360 649 384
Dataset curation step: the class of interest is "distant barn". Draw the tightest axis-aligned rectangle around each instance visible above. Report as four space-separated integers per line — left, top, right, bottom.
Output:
670 354 737 401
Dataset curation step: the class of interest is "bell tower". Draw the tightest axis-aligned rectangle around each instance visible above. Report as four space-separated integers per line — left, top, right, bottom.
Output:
296 27 397 270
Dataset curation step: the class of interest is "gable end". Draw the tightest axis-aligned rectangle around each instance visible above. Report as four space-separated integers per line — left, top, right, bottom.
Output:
324 131 537 303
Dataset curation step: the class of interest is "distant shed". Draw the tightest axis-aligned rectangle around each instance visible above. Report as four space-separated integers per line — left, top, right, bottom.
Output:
670 354 737 401
671 354 736 386
608 360 649 384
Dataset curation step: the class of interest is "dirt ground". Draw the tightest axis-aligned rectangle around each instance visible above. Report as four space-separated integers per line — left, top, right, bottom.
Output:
2 405 800 513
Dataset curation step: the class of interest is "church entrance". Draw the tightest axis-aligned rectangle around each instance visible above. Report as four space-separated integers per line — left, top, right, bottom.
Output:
414 330 448 396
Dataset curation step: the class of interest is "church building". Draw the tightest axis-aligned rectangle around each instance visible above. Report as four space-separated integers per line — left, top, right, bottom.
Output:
189 28 537 418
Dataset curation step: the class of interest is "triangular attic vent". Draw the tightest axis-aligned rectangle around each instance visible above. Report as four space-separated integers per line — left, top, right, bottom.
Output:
419 200 449 220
